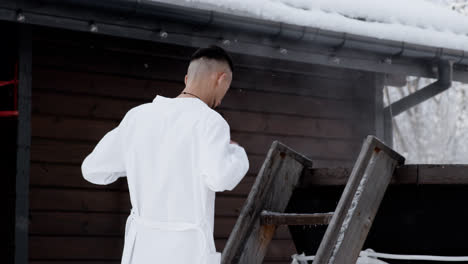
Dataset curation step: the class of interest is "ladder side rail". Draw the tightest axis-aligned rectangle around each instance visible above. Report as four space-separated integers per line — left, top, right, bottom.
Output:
314 136 404 264
222 141 312 264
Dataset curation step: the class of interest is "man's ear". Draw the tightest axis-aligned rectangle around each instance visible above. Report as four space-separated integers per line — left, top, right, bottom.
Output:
217 72 226 86
184 74 188 85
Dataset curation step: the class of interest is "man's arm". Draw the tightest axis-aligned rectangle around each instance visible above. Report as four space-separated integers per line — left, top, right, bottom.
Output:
199 114 249 192
81 111 131 185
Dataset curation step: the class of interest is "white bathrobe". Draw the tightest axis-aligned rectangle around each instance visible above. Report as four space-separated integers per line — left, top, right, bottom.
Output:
81 95 249 264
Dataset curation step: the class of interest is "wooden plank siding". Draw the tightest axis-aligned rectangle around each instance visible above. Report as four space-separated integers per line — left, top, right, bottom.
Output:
29 27 377 263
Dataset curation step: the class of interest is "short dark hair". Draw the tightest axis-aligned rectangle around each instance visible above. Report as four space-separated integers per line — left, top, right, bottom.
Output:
190 45 234 73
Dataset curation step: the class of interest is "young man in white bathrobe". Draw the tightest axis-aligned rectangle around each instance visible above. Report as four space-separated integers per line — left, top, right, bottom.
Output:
81 46 249 264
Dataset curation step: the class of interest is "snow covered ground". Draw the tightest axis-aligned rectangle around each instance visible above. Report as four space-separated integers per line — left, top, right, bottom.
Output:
153 0 468 52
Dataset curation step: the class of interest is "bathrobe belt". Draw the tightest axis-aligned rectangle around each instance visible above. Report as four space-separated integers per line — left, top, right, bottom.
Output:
121 208 210 264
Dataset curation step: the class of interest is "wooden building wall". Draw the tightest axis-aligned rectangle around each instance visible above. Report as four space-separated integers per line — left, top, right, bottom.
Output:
28 26 379 263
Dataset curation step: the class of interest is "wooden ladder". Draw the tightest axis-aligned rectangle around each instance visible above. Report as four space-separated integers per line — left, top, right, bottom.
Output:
221 136 405 264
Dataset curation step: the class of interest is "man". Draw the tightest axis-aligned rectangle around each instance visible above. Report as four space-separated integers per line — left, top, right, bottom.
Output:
81 46 249 264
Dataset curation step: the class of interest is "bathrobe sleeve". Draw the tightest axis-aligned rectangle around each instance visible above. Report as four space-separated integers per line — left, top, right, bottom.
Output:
81 111 131 185
199 113 249 192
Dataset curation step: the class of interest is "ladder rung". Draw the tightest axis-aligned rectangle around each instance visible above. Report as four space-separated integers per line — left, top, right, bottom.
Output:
260 211 334 226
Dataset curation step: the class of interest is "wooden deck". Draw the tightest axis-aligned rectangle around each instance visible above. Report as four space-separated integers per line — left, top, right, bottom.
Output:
300 165 468 186
289 165 468 263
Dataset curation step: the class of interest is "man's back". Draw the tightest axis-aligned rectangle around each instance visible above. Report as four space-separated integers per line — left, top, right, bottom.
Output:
82 94 249 264
125 95 213 223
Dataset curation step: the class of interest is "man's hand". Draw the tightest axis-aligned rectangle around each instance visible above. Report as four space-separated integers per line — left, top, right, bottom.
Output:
230 139 239 145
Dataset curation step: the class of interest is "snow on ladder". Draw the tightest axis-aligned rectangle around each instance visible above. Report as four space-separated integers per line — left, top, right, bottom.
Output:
221 136 405 264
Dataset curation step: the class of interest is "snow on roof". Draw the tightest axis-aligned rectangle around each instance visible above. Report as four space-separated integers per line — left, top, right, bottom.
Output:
153 0 468 52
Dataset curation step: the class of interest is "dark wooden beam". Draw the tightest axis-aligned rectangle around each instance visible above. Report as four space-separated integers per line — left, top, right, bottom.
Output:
15 24 32 264
383 109 393 147
299 165 468 186
385 73 407 87
383 74 395 147
260 211 333 226
373 73 386 143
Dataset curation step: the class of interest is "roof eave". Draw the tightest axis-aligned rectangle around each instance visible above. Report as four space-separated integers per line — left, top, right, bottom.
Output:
2 0 468 82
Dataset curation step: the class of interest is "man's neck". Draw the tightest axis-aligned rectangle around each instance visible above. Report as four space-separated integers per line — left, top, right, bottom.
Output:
179 86 213 108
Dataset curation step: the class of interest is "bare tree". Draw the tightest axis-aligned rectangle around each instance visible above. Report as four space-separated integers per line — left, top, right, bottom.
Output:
384 77 468 163
383 0 468 164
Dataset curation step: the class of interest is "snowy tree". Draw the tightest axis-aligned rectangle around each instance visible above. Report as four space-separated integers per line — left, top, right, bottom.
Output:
384 0 468 164
432 0 468 14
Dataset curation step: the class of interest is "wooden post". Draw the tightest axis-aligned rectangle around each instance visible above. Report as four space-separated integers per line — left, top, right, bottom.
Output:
383 109 394 148
373 73 385 142
313 136 404 264
15 24 32 264
221 141 313 264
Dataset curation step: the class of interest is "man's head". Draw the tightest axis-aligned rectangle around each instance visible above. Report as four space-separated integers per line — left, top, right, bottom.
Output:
185 45 233 108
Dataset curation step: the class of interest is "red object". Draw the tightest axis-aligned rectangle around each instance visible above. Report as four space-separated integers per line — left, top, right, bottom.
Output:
0 80 17 86
0 110 18 117
0 62 19 117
